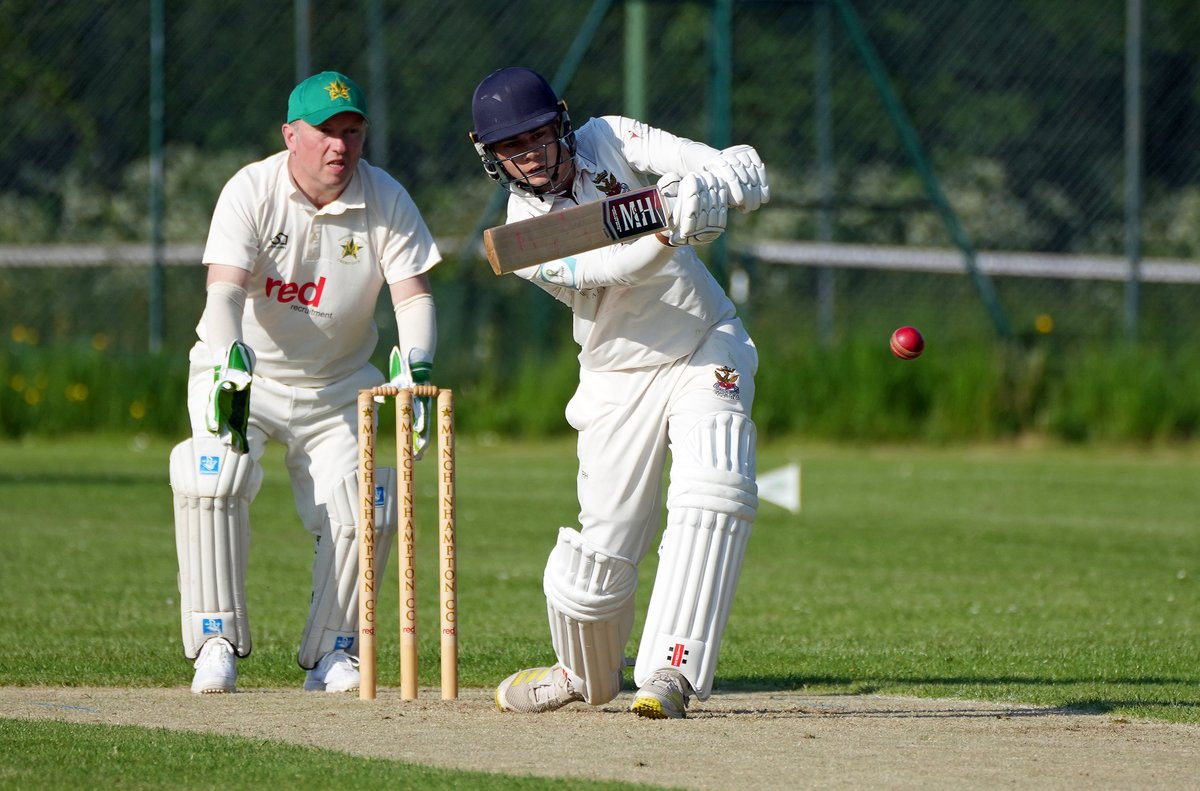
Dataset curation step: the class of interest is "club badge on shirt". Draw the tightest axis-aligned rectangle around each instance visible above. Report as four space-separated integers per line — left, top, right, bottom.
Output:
338 235 363 264
713 366 741 401
592 170 626 197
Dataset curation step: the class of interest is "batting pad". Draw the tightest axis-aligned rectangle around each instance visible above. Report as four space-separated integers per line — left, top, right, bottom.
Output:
635 412 758 699
543 527 638 704
298 467 397 668
171 436 263 659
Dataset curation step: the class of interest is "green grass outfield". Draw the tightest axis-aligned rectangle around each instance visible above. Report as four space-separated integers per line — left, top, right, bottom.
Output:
1 435 1198 787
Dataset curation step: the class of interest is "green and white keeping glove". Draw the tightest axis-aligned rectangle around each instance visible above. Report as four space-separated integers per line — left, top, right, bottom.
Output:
386 346 433 460
205 340 254 454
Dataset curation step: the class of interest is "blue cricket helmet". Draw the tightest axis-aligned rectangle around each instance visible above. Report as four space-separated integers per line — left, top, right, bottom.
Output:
472 67 561 144
470 67 577 195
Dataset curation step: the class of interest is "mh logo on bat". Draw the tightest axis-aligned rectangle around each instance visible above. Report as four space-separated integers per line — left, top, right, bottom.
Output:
603 187 667 240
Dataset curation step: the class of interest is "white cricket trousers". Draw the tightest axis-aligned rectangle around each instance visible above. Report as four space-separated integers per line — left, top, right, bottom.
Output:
185 342 385 535
566 318 758 563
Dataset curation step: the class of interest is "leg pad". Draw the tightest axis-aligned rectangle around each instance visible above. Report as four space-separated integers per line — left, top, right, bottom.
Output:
544 527 637 704
298 468 397 668
171 437 262 659
635 412 758 699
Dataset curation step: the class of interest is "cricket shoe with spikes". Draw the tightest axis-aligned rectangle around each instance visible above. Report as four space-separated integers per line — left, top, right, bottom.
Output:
630 669 692 719
303 649 360 693
191 637 237 694
495 664 584 713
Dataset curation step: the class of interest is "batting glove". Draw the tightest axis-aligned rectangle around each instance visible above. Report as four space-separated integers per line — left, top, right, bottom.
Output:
704 144 769 213
657 171 729 246
205 340 254 454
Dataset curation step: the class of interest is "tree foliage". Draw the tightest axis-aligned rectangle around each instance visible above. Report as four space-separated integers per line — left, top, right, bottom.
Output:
1 1 1197 254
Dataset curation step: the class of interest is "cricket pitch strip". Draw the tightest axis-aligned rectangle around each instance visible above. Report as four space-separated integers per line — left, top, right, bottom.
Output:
2 686 1195 789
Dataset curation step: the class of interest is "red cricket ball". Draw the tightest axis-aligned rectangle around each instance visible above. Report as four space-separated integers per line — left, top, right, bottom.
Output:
890 326 924 360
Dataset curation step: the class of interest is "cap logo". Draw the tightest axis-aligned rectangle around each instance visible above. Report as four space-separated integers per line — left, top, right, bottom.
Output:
325 79 351 102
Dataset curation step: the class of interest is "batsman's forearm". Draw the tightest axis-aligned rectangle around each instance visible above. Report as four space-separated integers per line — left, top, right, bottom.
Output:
571 234 676 289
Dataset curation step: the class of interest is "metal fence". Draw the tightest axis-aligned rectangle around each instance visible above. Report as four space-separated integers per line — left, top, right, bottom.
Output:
3 0 1198 367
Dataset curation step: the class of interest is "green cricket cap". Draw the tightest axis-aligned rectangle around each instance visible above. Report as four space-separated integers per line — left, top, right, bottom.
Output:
287 71 369 125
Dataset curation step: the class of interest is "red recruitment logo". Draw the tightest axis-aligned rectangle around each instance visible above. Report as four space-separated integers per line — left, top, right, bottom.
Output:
265 276 326 307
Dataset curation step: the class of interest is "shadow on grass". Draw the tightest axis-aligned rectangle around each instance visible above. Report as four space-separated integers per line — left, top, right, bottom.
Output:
1061 698 1200 716
721 673 1198 689
712 674 1200 719
693 702 1078 719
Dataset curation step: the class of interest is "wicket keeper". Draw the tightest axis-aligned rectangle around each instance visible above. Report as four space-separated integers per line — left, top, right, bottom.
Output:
169 71 441 694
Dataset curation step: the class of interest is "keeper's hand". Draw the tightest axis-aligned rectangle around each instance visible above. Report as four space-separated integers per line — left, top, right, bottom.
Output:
205 341 254 454
703 144 769 213
380 346 434 460
657 171 729 246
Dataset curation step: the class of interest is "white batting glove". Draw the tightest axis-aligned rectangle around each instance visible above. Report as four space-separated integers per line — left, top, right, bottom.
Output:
704 144 769 213
205 341 254 454
657 171 729 246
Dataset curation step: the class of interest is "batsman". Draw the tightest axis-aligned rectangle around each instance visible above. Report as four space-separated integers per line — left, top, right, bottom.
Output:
470 67 769 718
169 71 441 694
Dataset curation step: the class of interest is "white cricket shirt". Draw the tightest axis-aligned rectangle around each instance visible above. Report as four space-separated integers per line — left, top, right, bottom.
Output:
505 116 737 371
200 151 440 386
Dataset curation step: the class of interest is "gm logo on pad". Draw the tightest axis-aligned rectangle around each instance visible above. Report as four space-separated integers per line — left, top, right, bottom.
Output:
199 456 220 475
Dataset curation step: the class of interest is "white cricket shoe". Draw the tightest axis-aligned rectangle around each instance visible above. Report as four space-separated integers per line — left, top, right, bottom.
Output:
495 664 584 713
630 669 691 719
303 649 360 693
191 637 236 694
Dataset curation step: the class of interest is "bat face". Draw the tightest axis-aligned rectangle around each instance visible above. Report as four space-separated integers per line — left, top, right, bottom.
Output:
483 186 668 275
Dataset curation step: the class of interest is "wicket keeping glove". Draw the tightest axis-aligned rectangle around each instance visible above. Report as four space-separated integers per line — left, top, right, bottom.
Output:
381 346 433 460
205 340 254 454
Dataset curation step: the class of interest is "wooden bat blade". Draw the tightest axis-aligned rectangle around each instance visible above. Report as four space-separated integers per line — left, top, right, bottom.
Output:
483 186 668 275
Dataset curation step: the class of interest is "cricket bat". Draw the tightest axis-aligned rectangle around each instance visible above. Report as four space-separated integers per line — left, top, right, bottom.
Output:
483 186 669 275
